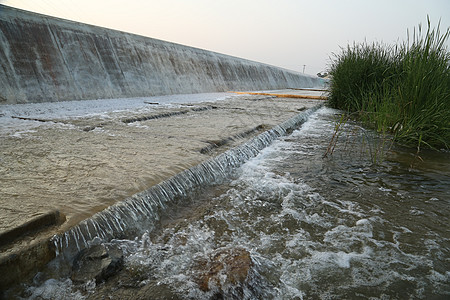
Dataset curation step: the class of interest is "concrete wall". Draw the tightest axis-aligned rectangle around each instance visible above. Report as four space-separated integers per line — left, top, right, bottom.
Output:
0 5 323 105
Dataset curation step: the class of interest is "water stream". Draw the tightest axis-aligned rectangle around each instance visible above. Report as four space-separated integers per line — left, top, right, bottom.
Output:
13 107 450 299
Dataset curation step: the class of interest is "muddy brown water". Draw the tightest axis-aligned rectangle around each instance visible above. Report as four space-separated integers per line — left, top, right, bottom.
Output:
0 92 321 237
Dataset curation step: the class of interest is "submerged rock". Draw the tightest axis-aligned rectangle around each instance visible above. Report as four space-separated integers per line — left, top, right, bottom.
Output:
71 244 123 284
194 247 253 293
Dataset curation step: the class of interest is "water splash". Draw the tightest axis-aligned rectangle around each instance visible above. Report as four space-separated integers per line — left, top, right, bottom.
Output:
52 105 322 258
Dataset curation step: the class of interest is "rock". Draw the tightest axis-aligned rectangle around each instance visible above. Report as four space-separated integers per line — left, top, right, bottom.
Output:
194 247 253 293
71 244 123 284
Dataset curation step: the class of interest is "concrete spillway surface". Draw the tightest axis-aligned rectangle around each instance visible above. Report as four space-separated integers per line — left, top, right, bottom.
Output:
0 89 327 289
0 5 323 104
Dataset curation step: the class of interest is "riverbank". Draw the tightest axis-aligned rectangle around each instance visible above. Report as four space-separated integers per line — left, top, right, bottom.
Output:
328 21 450 151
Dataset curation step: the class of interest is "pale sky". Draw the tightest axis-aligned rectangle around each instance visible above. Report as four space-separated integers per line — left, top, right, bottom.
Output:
1 0 449 75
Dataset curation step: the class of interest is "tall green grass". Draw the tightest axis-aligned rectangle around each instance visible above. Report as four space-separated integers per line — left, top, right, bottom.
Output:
328 19 450 151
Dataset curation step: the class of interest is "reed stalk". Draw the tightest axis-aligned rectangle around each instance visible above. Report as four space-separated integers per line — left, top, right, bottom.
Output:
328 18 450 151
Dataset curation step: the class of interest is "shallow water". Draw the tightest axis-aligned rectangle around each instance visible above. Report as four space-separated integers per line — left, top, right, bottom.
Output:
17 107 449 299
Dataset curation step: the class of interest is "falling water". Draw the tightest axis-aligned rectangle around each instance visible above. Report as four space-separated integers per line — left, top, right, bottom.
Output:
51 105 322 260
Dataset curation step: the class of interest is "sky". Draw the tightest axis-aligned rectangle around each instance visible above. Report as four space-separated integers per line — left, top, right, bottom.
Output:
1 0 449 76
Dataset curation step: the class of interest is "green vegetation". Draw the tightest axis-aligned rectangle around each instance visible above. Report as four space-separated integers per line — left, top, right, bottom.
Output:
328 19 450 151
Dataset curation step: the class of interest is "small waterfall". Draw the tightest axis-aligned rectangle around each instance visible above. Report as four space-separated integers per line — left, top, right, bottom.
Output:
122 105 217 123
52 104 322 259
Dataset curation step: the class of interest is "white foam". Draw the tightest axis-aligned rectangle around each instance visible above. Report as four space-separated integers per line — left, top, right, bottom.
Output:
24 278 86 300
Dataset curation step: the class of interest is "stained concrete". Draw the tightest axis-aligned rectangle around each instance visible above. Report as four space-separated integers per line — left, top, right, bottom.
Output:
0 5 323 105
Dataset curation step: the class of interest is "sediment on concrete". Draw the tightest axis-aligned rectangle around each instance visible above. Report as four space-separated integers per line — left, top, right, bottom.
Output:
0 210 66 292
0 5 324 105
0 238 57 292
0 210 65 247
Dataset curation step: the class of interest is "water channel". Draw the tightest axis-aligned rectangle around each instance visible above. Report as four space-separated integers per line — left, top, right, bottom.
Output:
12 107 450 299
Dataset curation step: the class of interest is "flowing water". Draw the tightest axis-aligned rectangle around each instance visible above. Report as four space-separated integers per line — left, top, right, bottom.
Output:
0 91 320 233
13 107 449 299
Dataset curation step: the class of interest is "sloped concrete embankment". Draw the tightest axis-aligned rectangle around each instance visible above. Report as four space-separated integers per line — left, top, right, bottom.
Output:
0 5 323 104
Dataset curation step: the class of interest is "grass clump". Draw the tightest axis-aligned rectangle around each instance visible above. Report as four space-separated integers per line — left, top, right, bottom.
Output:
328 19 450 151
